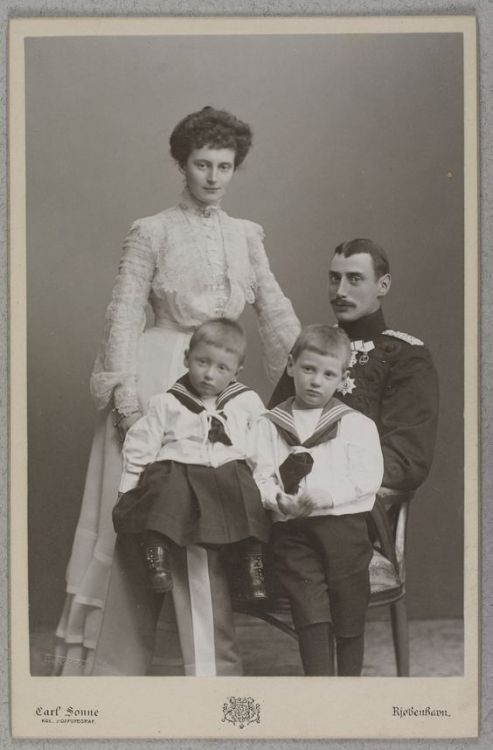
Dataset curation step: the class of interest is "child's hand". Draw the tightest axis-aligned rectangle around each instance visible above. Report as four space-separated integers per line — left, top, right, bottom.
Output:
276 492 299 517
276 492 314 519
299 488 334 510
290 492 316 518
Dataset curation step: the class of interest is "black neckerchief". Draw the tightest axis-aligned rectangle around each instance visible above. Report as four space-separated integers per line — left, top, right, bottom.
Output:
267 396 355 494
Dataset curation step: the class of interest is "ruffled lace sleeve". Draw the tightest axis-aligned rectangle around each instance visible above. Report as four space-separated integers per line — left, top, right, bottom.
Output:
244 220 301 382
90 220 156 413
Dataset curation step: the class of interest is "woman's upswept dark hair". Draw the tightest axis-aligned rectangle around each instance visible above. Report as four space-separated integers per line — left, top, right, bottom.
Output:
169 107 252 168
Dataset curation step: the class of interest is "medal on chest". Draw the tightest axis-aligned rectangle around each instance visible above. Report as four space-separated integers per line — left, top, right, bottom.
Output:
337 374 356 396
351 339 375 365
337 339 375 396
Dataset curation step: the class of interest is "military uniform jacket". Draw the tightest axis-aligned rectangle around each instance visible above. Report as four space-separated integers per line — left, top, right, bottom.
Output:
268 309 439 492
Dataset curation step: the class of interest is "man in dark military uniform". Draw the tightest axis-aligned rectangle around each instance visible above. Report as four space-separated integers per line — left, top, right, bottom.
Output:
269 238 438 492
264 239 438 677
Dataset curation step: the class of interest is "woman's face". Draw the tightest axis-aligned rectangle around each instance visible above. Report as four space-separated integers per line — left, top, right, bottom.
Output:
183 146 236 205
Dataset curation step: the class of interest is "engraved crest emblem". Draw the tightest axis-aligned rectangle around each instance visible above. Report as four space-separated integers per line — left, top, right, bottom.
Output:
222 696 261 729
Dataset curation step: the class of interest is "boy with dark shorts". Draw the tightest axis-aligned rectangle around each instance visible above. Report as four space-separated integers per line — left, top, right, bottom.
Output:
250 324 383 675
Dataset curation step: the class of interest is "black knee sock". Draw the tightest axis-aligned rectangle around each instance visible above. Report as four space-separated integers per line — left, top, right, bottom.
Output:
336 634 365 676
235 538 263 556
139 530 168 547
298 622 335 676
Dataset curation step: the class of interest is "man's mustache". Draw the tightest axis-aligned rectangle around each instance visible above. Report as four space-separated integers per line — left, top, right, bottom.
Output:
331 298 356 307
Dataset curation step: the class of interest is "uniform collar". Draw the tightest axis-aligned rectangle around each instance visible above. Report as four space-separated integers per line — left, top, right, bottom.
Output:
338 308 386 341
179 187 221 218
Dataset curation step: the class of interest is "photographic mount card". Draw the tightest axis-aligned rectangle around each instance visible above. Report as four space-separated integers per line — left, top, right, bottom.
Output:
8 14 478 740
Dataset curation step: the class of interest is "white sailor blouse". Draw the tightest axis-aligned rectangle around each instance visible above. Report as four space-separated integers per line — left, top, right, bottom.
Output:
120 381 266 493
249 398 384 522
90 190 301 416
268 309 438 492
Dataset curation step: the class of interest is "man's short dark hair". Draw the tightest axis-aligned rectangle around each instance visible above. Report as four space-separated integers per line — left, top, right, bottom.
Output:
334 238 390 279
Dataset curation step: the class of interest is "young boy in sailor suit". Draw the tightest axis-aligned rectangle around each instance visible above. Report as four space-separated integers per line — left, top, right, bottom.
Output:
250 324 384 676
113 318 270 602
269 238 438 493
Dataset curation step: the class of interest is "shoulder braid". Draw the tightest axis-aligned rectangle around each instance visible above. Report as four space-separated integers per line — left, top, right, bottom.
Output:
382 329 424 346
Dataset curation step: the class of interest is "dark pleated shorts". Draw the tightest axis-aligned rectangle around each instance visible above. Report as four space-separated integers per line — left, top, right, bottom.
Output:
113 459 270 547
271 513 372 637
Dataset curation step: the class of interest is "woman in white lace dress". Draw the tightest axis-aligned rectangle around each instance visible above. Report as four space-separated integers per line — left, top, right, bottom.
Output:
54 107 300 676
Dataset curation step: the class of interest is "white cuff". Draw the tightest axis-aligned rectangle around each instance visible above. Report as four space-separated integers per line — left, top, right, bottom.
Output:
119 472 140 493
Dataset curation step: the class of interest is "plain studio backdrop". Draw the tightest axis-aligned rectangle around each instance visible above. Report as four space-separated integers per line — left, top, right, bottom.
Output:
25 33 464 634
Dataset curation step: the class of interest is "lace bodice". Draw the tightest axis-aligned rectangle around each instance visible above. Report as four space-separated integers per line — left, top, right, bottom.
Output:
90 192 301 414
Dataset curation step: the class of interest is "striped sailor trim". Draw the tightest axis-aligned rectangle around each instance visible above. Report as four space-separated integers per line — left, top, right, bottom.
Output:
168 374 251 414
306 400 354 448
267 401 298 439
168 379 204 414
216 381 251 410
267 397 355 447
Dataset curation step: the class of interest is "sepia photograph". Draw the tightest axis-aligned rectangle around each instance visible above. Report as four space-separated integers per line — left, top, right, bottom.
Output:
8 14 478 739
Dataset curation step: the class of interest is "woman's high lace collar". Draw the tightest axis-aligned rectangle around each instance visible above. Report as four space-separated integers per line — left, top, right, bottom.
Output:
179 187 221 218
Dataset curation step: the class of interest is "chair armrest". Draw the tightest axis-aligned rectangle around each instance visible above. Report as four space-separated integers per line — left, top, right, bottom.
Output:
370 489 414 574
370 497 400 571
377 487 414 505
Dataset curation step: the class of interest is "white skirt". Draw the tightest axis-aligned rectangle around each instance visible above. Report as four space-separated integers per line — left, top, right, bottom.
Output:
53 324 191 675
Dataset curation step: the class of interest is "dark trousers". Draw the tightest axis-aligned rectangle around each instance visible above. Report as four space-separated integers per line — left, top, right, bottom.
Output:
271 513 372 637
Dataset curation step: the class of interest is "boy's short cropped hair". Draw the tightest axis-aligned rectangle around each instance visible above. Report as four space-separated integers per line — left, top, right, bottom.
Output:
334 238 390 279
188 318 247 365
291 324 352 370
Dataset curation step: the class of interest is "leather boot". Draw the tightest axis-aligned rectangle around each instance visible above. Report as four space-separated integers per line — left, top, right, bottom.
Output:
240 550 268 602
139 535 173 594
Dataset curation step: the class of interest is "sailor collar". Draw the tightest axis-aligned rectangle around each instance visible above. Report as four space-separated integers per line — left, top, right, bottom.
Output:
168 374 250 414
267 396 354 447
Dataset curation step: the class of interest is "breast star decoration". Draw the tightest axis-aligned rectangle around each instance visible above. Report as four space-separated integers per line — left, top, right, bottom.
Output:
337 374 356 396
337 339 374 396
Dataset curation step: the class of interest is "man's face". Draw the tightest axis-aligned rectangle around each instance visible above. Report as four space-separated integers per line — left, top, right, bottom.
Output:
328 252 390 322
